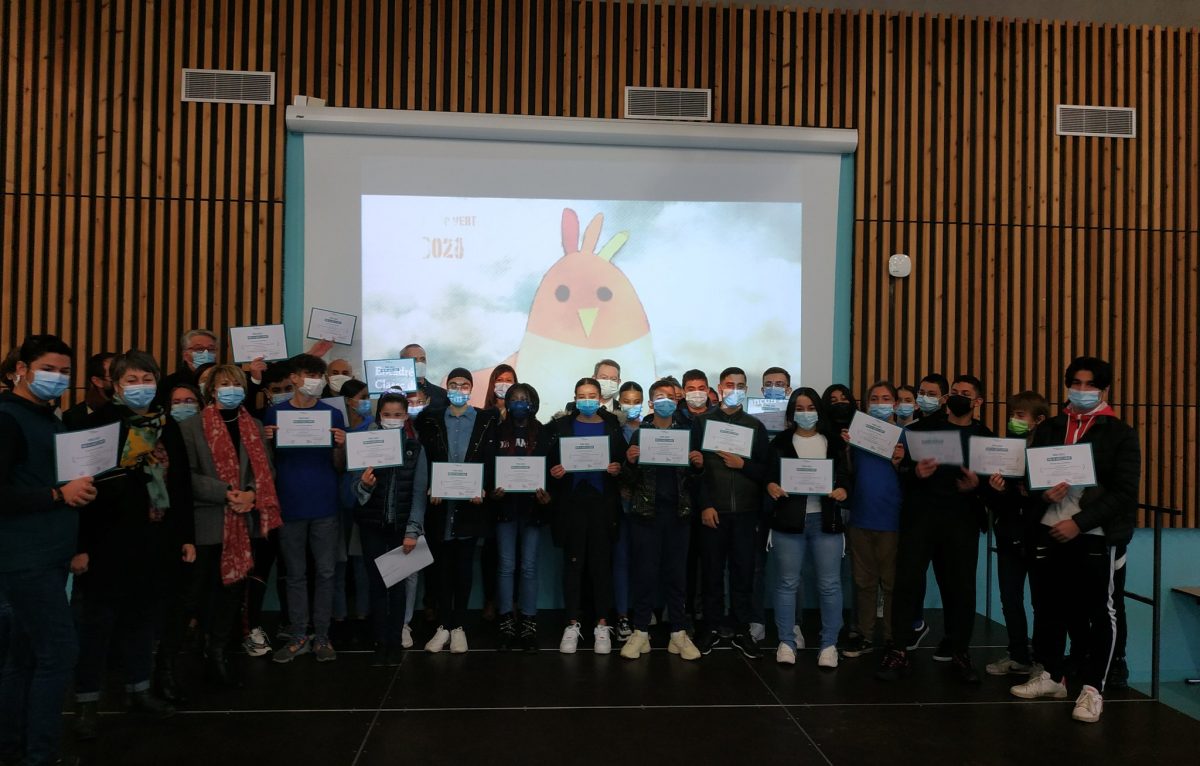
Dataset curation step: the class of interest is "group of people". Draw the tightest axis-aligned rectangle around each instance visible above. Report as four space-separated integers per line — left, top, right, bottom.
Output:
0 327 1139 766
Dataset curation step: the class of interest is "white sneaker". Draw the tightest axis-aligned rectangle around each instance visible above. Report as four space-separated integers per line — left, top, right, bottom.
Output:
818 645 839 668
668 630 701 661
620 630 651 659
794 625 806 650
243 626 271 657
593 624 614 655
986 654 1032 676
1010 670 1068 699
424 626 450 653
1072 685 1103 723
449 627 468 654
559 623 583 654
401 624 413 649
749 622 766 642
776 642 796 665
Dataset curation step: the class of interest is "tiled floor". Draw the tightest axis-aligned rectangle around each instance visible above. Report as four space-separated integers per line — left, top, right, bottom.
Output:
62 611 1200 765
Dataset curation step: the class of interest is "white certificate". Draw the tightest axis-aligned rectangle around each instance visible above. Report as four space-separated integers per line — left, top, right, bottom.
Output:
229 324 289 363
495 456 546 493
779 458 834 496
374 535 434 588
905 430 965 466
275 409 332 448
745 398 788 433
701 420 755 458
305 307 357 346
847 410 903 459
969 437 1028 477
559 436 611 472
364 358 418 394
345 429 404 471
320 396 348 423
431 462 485 499
55 422 121 482
1026 444 1098 490
638 428 690 466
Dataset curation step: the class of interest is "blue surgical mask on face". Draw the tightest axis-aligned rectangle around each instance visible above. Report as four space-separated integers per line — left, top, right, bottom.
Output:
869 403 895 420
763 386 787 400
917 394 941 414
508 400 532 419
171 403 199 422
652 398 677 418
216 386 245 409
271 391 294 406
120 383 157 410
28 370 70 401
621 403 643 421
1067 389 1101 411
794 411 819 430
895 403 916 419
355 399 373 417
576 398 601 416
190 350 215 367
447 389 470 407
722 388 747 408
408 403 425 418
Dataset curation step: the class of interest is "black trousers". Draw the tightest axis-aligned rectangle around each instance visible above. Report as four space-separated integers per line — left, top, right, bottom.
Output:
1029 530 1117 690
246 532 279 631
890 506 980 654
698 511 758 631
191 544 247 650
562 486 614 624
996 539 1031 663
434 537 476 631
631 511 690 631
359 525 409 647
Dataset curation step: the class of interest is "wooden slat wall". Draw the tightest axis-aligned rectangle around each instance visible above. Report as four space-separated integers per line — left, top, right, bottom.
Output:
2 0 1196 526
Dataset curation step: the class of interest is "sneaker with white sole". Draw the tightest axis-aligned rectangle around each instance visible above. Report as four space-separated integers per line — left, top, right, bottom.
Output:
906 621 931 651
1010 671 1068 699
449 627 468 654
794 625 806 650
620 629 651 659
424 626 451 653
243 627 271 657
776 642 796 665
1072 685 1103 723
749 622 767 643
616 616 633 643
818 645 839 668
593 624 614 655
401 624 413 649
668 630 701 661
986 654 1032 676
559 623 583 654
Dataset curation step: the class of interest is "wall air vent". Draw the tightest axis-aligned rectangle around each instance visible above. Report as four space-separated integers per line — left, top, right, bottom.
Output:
624 86 712 122
182 69 275 105
1055 105 1136 138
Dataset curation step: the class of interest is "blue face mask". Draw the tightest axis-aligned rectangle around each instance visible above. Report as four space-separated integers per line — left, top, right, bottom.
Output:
575 398 601 416
171 403 199 422
869 403 895 420
621 403 643 421
28 370 70 401
120 383 157 410
763 386 787 400
1067 389 1101 411
355 399 373 417
270 391 294 406
508 400 532 419
190 350 215 367
917 395 941 414
794 411 819 430
895 403 916 419
652 398 677 418
447 389 471 407
722 388 747 408
216 386 245 409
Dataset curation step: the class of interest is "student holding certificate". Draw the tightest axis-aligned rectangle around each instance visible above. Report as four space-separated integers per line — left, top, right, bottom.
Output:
414 367 499 655
0 334 97 766
764 387 851 668
490 383 552 652
547 377 628 655
878 374 993 685
619 379 702 662
1010 357 1140 725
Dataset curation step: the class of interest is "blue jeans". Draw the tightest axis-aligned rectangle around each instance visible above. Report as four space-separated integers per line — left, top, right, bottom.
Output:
612 508 632 617
496 517 541 617
280 515 339 640
0 566 78 766
772 521 845 650
404 574 417 625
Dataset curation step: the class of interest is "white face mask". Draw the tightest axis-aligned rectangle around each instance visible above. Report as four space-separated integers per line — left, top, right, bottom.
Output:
685 391 709 409
493 382 513 400
328 374 351 394
298 377 325 398
598 379 620 401
413 362 428 380
379 417 406 429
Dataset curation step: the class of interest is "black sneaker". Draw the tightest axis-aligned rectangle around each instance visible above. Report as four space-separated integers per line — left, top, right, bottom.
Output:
951 653 981 684
127 690 176 720
732 632 762 660
1107 657 1129 690
840 634 874 658
497 613 518 652
931 638 953 662
906 621 931 651
697 630 723 655
519 616 539 653
875 648 911 681
616 616 634 643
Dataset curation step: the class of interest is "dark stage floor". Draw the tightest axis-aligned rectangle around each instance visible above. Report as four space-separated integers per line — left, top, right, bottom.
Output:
62 610 1200 765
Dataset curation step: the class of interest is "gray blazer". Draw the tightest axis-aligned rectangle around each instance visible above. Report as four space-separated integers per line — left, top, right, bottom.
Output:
179 410 274 547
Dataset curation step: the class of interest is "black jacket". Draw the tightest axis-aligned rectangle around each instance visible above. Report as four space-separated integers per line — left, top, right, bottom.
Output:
415 406 499 539
624 420 699 519
546 409 629 544
766 427 852 534
898 415 994 517
1029 412 1140 546
691 407 771 515
492 416 552 525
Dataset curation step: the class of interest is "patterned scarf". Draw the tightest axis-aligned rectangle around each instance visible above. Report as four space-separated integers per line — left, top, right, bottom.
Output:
202 405 283 584
119 409 172 519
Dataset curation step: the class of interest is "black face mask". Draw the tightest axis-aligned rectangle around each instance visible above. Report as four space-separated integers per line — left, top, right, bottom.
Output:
946 394 974 417
828 401 855 427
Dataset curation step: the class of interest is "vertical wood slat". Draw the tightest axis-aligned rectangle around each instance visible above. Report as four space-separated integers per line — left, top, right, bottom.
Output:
0 0 1196 525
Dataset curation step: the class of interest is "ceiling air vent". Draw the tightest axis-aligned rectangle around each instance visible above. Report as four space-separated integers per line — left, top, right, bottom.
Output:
182 69 276 105
624 87 712 122
1055 105 1136 138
